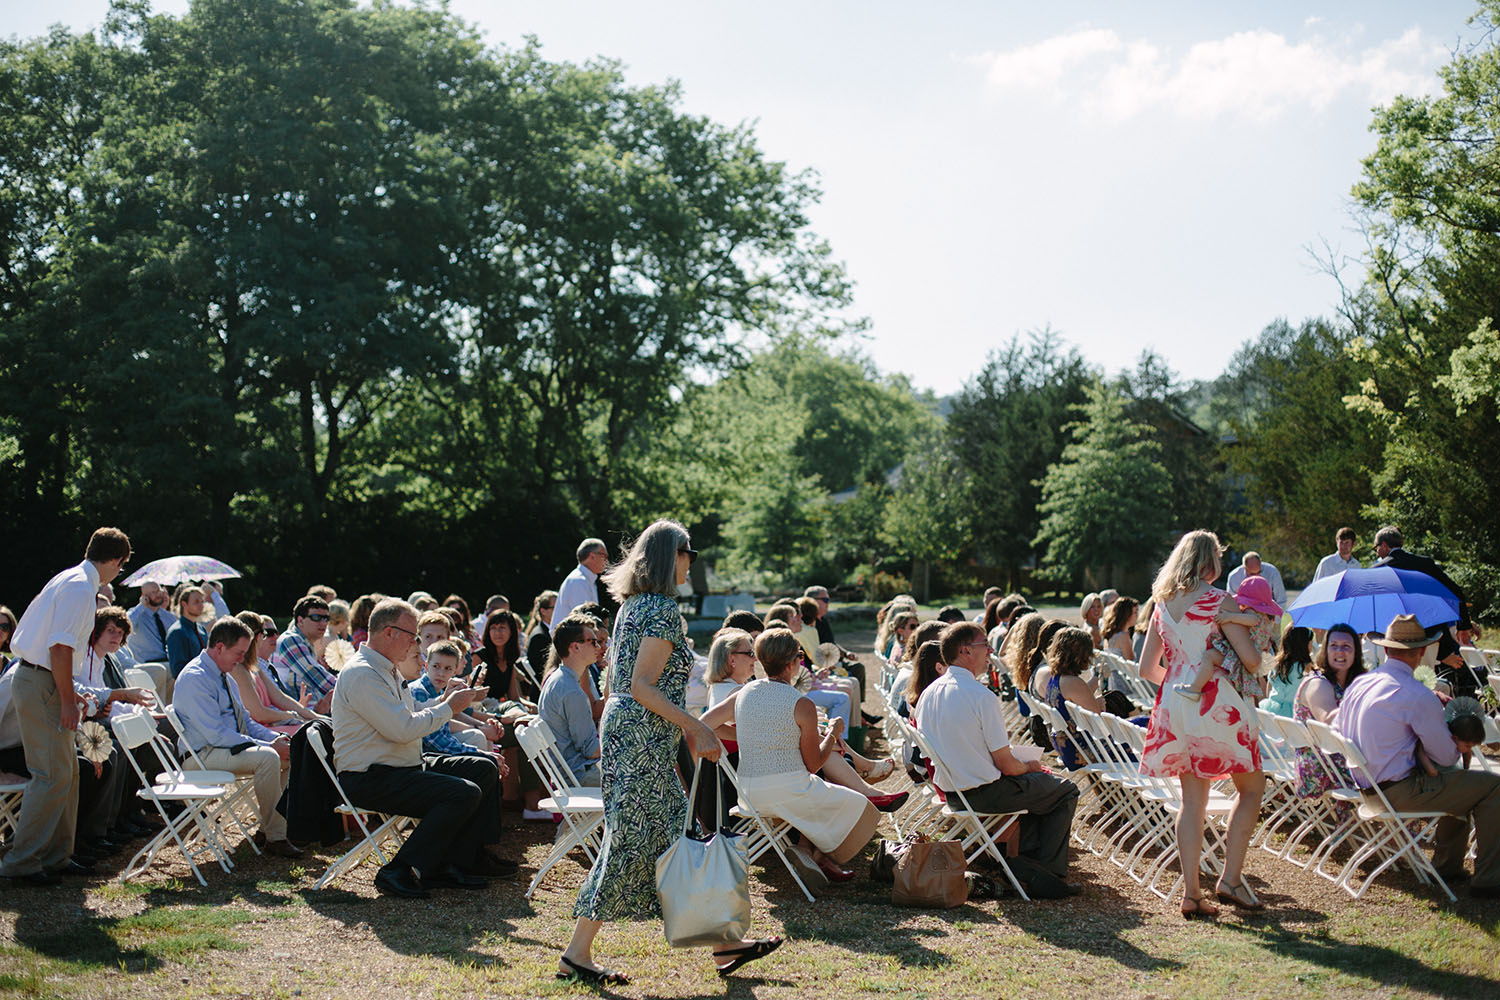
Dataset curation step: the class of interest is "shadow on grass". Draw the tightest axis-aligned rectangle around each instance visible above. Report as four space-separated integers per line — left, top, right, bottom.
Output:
1000 877 1185 973
1222 908 1499 995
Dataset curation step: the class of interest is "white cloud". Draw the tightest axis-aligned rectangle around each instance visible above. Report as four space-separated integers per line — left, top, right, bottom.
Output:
973 24 1445 122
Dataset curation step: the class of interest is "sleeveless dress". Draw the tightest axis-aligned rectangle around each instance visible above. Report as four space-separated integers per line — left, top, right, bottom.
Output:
1044 674 1084 771
573 592 694 921
733 679 869 852
1140 589 1262 779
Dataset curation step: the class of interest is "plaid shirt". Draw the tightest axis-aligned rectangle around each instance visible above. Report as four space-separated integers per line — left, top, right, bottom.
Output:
271 629 335 700
408 675 481 756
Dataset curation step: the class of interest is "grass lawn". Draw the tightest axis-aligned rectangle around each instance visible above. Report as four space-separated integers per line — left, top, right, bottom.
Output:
1 634 1495 1000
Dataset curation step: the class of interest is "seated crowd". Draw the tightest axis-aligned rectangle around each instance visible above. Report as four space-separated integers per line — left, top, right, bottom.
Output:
1 524 1494 906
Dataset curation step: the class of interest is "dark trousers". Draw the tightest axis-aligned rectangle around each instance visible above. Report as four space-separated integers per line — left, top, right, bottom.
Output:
339 754 501 878
960 771 1080 878
1379 769 1500 888
0 743 114 841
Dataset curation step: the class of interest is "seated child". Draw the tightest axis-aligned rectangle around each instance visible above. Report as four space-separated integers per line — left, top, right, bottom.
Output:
1417 696 1487 775
1177 575 1281 702
409 639 501 757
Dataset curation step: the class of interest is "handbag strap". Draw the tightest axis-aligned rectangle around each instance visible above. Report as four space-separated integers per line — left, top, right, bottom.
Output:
682 757 703 837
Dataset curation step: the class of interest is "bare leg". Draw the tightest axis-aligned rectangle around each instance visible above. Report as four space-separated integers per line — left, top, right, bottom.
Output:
1217 770 1266 900
1177 775 1210 907
821 752 882 797
560 918 604 973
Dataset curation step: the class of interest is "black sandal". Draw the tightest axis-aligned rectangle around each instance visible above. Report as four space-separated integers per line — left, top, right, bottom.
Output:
714 936 784 977
556 955 630 985
1215 879 1264 911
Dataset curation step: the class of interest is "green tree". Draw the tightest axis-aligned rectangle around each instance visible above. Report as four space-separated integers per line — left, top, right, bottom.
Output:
946 328 1093 582
882 424 973 601
1343 0 1500 615
1032 380 1171 585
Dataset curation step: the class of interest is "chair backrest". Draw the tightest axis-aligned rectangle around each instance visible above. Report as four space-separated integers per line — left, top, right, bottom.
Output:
110 707 198 787
303 723 373 819
111 707 160 751
123 666 156 691
160 704 216 776
515 718 581 794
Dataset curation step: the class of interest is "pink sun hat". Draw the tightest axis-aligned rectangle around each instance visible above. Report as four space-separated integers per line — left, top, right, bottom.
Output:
1233 575 1283 617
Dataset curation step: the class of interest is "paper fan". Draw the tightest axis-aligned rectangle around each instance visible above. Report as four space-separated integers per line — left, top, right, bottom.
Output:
76 720 112 764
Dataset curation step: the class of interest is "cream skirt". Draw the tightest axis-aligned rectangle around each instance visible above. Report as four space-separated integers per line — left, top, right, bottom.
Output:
739 769 869 853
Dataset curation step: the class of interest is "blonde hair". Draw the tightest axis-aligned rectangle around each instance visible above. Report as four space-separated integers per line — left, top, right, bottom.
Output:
754 628 803 679
1152 530 1224 604
707 628 752 684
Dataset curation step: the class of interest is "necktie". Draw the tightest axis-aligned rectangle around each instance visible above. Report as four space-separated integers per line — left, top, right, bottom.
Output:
153 610 168 647
223 671 247 735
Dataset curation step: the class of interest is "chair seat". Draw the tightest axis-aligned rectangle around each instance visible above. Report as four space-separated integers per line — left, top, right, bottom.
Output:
1356 802 1447 822
139 781 228 800
177 769 240 785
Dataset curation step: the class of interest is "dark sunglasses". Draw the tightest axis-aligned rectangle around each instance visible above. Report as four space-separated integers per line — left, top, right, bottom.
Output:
679 547 698 564
306 612 331 623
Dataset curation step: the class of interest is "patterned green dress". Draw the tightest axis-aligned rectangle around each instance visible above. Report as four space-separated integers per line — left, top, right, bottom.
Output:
573 591 693 920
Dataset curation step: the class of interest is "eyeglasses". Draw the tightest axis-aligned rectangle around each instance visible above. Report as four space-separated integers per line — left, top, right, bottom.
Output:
387 624 419 639
541 604 555 611
262 624 280 635
679 547 698 564
731 649 754 658
306 612 331 623
581 637 601 647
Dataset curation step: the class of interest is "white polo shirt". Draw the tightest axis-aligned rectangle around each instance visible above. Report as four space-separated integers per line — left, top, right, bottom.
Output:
913 665 1010 792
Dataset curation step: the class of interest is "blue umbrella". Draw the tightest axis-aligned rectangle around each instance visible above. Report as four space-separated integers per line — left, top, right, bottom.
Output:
1286 567 1460 632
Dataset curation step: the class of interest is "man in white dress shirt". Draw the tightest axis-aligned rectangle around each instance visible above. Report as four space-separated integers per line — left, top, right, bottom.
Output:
0 527 131 885
554 538 608 622
1226 552 1286 606
1313 527 1362 581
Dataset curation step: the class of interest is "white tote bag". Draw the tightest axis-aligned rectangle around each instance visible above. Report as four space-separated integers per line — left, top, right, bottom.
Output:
655 759 751 947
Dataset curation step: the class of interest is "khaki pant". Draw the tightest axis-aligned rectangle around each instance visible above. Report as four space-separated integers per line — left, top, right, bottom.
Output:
0 666 78 875
193 745 288 842
1380 768 1500 889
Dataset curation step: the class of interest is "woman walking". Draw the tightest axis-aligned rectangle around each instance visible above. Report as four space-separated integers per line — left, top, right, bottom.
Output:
1138 530 1267 918
558 519 781 985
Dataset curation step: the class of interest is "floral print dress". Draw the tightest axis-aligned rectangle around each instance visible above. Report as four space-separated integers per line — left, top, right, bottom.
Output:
573 592 693 921
1140 588 1262 779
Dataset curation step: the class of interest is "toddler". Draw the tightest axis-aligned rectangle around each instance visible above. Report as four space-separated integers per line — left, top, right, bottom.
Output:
1177 575 1282 702
1417 696 1487 775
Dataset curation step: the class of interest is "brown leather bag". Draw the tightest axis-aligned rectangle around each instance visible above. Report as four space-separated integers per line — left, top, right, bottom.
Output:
892 838 969 908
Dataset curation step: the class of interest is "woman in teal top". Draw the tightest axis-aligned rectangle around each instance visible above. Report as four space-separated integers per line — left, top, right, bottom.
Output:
558 519 781 986
1260 625 1312 718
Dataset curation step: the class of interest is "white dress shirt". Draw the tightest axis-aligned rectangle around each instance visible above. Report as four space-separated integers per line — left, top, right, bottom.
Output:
554 563 599 622
1225 562 1286 605
11 559 100 672
1313 552 1362 580
913 665 1010 792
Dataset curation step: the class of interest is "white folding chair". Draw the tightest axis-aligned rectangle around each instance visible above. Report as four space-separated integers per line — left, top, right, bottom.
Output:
111 708 234 886
903 722 1031 900
160 705 262 854
1304 720 1456 902
0 779 26 844
514 719 605 899
1258 714 1348 870
718 755 817 902
305 724 414 890
1250 708 1303 850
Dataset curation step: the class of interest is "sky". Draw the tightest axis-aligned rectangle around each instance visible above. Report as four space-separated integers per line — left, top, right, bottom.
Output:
6 1 1486 396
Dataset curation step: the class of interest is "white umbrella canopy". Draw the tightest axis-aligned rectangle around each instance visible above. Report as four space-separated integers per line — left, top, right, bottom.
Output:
121 555 242 588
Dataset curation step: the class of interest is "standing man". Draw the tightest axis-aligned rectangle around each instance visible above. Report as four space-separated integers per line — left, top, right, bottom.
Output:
555 538 608 623
1314 527 1362 581
1336 614 1499 899
1372 525 1476 643
332 598 514 898
171 616 300 857
1225 552 1287 606
0 526 131 885
271 595 334 713
126 581 176 703
165 586 209 678
915 621 1082 897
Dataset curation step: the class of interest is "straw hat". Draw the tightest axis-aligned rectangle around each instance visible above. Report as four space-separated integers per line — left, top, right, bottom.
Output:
1371 614 1443 649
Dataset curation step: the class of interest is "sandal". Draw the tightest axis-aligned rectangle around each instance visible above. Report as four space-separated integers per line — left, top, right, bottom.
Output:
714 936 784 977
1181 893 1219 920
556 955 630 985
1215 879 1265 911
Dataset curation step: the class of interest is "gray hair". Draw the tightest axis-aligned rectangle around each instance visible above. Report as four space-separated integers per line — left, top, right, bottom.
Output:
369 598 418 636
803 585 829 600
604 519 689 602
1375 525 1403 549
707 628 751 684
577 537 607 563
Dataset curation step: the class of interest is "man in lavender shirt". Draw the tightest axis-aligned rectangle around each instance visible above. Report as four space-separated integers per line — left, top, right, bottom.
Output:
1337 614 1500 898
